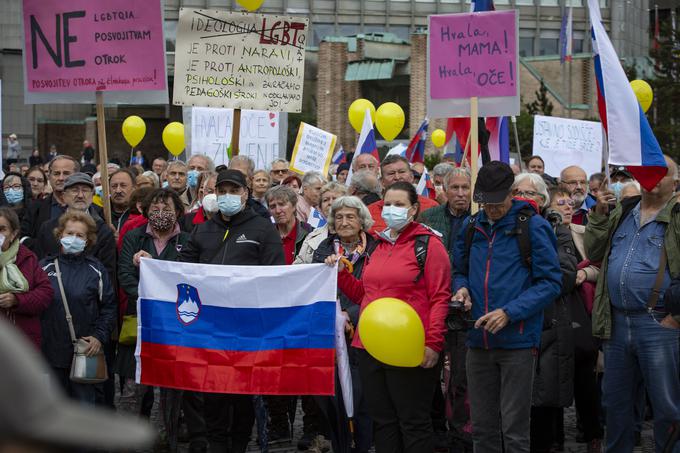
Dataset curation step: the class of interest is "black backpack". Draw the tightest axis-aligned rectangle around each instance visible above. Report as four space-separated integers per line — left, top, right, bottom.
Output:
462 206 535 273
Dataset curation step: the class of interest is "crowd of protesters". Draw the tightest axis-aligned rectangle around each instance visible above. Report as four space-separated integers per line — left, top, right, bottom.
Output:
0 140 678 453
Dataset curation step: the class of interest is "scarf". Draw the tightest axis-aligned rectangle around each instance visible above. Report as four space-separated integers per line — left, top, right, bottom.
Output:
0 239 29 294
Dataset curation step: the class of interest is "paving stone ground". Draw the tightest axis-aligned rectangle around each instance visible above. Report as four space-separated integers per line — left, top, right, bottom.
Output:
133 386 656 453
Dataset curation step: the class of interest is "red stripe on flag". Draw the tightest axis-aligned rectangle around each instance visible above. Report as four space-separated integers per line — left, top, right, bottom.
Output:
139 343 336 395
626 166 669 192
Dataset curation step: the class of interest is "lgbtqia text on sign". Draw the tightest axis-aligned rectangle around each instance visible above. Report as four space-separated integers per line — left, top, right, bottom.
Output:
427 10 519 118
174 9 308 112
289 123 336 176
533 115 603 178
184 107 283 169
22 0 166 94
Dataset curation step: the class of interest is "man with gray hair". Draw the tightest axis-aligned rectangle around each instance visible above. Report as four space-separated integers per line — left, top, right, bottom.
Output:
349 170 382 206
296 171 326 223
432 163 454 205
351 153 380 176
270 158 291 185
167 160 190 208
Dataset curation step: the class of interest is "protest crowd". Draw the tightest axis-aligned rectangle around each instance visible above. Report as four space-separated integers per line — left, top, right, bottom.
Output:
1 0 679 452
0 135 679 453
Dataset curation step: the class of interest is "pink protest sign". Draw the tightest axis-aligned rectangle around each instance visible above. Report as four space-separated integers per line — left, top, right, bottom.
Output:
429 10 517 100
22 0 166 93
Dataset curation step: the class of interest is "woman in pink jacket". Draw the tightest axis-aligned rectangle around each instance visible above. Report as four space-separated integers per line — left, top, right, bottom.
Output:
327 181 451 453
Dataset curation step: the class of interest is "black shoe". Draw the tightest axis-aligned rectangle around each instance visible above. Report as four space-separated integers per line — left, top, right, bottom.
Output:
297 431 315 450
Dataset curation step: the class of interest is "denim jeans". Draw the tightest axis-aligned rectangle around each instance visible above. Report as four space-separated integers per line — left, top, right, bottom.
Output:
603 309 680 453
466 348 535 453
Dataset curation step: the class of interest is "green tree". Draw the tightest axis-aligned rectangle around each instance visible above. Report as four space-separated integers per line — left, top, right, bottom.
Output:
524 81 554 117
648 20 680 159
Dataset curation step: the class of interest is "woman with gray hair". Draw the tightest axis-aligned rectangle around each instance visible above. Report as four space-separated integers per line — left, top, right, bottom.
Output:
311 195 377 453
296 171 327 223
294 182 348 264
511 172 550 210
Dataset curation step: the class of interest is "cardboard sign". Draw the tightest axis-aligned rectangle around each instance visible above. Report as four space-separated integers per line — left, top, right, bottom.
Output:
289 123 337 176
532 115 603 178
427 10 520 118
22 0 166 94
184 107 282 168
173 9 308 112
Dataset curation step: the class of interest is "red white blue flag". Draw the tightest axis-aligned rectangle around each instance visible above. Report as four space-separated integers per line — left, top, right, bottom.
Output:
486 117 510 164
416 167 437 200
332 146 346 165
588 0 666 191
560 6 573 63
405 119 429 164
136 260 337 395
355 108 379 161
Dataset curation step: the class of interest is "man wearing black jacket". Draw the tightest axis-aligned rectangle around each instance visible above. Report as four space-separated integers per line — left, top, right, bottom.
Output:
179 169 285 453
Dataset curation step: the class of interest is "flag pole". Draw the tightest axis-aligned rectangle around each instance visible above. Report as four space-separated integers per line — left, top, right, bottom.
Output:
460 130 472 168
231 109 241 157
568 58 573 118
95 91 112 227
470 97 479 214
511 116 524 171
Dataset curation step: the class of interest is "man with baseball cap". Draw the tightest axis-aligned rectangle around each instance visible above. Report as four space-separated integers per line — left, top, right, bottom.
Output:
452 161 562 452
179 169 284 453
0 318 155 451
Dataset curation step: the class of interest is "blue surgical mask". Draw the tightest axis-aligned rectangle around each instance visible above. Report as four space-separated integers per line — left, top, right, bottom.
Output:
217 194 243 216
4 188 23 205
60 235 86 254
94 185 103 198
381 205 411 231
610 182 624 201
187 170 200 188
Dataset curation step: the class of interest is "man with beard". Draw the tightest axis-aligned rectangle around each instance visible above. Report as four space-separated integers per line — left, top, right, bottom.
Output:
561 166 594 225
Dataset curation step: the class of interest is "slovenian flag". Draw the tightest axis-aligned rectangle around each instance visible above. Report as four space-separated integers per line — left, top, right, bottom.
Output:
355 108 379 161
486 117 510 164
332 146 346 165
588 0 666 190
560 6 573 63
308 207 327 229
416 167 437 200
405 119 429 164
136 259 337 395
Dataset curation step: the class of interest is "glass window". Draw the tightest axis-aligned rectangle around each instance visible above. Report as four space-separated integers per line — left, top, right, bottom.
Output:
573 38 584 53
339 24 359 36
364 25 385 34
520 37 534 57
164 20 177 52
540 0 559 5
566 0 583 5
515 0 535 4
390 25 411 41
313 23 335 46
539 38 559 56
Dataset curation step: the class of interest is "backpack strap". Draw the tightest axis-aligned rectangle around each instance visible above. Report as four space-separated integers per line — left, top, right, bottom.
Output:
463 214 479 274
514 207 534 268
413 235 430 283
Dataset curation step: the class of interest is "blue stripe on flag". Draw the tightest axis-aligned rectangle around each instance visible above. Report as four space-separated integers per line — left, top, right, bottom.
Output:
140 299 336 352
638 106 666 167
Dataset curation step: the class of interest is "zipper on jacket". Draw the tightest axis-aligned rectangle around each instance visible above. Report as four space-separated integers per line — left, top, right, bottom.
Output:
519 320 524 335
475 226 495 350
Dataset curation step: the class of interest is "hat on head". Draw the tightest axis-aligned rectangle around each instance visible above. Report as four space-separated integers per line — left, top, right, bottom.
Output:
64 172 94 190
9 134 17 139
336 163 350 174
610 166 633 180
0 319 155 450
473 161 515 204
216 169 247 188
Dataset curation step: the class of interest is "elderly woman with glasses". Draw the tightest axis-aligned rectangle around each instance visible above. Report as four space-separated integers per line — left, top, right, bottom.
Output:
311 195 378 453
511 173 581 453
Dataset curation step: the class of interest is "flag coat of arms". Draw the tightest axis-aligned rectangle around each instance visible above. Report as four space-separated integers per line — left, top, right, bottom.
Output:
136 259 337 395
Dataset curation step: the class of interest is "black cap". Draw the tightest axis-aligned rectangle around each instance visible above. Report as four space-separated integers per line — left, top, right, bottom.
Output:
610 166 633 180
473 161 514 204
64 172 94 190
336 163 350 174
216 169 247 188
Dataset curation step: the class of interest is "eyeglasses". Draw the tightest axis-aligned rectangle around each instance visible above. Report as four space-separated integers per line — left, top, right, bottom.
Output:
271 169 288 174
555 199 576 207
514 190 538 198
3 184 22 190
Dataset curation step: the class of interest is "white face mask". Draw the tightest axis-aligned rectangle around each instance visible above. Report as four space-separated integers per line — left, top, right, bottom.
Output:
381 205 411 231
202 193 218 214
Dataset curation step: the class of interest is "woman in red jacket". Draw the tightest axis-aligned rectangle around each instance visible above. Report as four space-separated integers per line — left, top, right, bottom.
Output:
0 207 53 348
326 181 451 453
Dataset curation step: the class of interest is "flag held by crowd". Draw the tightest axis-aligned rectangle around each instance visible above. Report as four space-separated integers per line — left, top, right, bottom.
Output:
588 0 666 191
405 119 429 164
136 259 337 395
560 6 573 63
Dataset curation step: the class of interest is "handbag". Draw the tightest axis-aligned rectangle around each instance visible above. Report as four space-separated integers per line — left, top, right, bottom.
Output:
54 259 108 384
118 314 138 346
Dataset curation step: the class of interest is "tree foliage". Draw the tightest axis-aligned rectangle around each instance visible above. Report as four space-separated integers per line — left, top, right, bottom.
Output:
524 82 555 117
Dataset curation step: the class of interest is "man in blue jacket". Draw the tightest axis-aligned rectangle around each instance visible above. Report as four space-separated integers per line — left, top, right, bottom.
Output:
452 161 562 453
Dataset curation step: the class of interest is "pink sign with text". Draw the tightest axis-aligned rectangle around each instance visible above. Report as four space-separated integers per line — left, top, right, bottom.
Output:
429 10 517 99
23 0 166 93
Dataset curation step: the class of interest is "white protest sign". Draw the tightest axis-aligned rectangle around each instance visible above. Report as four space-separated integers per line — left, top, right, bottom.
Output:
173 9 308 112
532 115 603 177
289 123 337 176
185 107 281 168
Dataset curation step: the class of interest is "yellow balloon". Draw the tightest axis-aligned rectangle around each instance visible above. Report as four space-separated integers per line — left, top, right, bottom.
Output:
121 116 146 148
431 129 446 148
358 297 425 367
162 122 185 157
348 99 376 134
630 79 653 113
375 102 405 141
236 0 265 11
